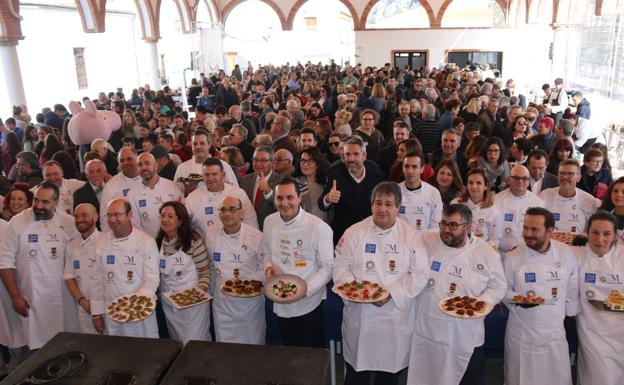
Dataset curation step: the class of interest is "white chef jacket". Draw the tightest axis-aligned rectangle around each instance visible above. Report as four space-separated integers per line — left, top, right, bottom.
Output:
205 223 265 344
0 219 26 348
539 187 599 233
186 183 258 235
261 208 334 318
127 177 184 238
493 189 544 252
91 227 160 338
0 208 79 349
31 179 85 215
174 157 239 193
63 230 103 334
407 231 506 385
502 241 578 385
99 173 142 232
398 181 443 232
452 198 504 248
334 217 429 372
575 244 624 385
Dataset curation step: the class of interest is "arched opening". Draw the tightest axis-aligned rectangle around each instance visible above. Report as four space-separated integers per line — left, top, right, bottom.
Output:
223 0 283 71
365 0 431 29
291 0 355 64
440 0 506 28
194 0 225 74
159 0 194 90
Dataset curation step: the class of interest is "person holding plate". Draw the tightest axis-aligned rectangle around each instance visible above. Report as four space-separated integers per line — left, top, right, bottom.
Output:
261 177 334 348
503 207 579 385
156 201 211 344
574 211 624 385
407 203 506 385
205 196 264 344
334 181 429 385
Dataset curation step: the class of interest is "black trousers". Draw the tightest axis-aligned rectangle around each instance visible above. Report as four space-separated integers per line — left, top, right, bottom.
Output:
276 302 324 348
344 363 402 385
460 344 485 385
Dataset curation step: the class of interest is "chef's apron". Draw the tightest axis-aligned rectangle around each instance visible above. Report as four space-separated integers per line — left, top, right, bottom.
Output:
159 248 211 344
504 251 572 385
212 242 265 345
408 242 490 385
577 248 624 385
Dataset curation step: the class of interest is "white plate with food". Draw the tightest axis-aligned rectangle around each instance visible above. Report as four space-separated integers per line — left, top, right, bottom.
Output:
265 274 307 304
439 296 491 319
505 294 555 308
332 280 390 303
221 278 264 298
107 294 156 323
163 287 212 310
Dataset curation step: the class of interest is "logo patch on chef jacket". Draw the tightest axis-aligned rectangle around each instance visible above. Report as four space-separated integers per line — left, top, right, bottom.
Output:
504 213 514 222
388 260 396 272
73 260 80 269
365 244 376 253
607 274 621 284
431 260 441 272
294 261 307 267
122 188 130 196
139 199 147 207
524 272 536 283
553 213 561 221
365 261 375 271
160 259 166 269
584 273 596 284
28 234 38 243
426 278 435 288
399 205 406 214
213 252 221 262
586 290 595 298
29 249 37 257
205 207 214 215
107 255 115 264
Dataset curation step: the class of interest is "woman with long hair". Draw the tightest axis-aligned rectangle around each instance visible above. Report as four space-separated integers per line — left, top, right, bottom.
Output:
429 159 464 207
599 177 624 241
2 183 33 220
452 168 503 247
1 131 21 176
40 133 65 168
156 201 211 343
477 136 510 193
574 211 624 385
547 138 574 175
23 125 39 153
294 147 330 223
121 109 141 139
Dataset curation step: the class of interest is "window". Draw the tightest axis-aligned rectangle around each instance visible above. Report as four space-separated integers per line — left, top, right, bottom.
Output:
73 47 88 90
441 0 505 28
366 0 430 29
393 51 428 69
447 51 503 72
304 17 317 32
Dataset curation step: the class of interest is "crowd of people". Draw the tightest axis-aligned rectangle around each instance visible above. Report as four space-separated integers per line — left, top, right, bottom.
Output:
0 59 620 385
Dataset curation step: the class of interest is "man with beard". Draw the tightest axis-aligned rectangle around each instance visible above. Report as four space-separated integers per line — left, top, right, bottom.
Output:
407 204 506 385
90 199 160 337
63 204 103 334
127 153 183 238
503 207 578 385
0 182 78 351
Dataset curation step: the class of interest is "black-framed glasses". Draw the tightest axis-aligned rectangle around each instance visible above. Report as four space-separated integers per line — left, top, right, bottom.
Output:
329 142 340 147
218 207 242 213
300 158 316 165
510 175 530 182
439 221 468 230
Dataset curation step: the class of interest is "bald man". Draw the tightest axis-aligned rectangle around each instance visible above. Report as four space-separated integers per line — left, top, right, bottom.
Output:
74 159 107 226
273 149 294 178
127 153 183 238
494 165 545 253
64 204 103 334
91 199 160 337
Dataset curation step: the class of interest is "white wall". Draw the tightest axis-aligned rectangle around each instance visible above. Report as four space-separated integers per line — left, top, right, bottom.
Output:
355 26 554 92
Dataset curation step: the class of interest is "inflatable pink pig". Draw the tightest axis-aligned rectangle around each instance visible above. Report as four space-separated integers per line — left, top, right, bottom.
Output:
67 100 121 145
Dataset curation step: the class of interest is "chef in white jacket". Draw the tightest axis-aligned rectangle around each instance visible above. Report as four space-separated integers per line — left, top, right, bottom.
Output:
494 165 544 254
407 203 506 385
539 160 599 233
0 182 79 350
334 182 429 384
127 153 184 238
91 198 160 338
574 211 624 385
186 158 257 235
262 177 334 348
398 153 443 232
63 204 103 334
206 196 265 344
503 207 579 385
35 160 85 215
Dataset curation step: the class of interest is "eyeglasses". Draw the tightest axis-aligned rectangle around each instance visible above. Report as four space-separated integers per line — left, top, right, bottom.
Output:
439 221 467 230
517 121 529 126
329 142 340 147
559 171 577 178
300 158 316 165
218 207 242 213
252 158 271 163
510 175 530 182
275 158 291 163
107 212 128 218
